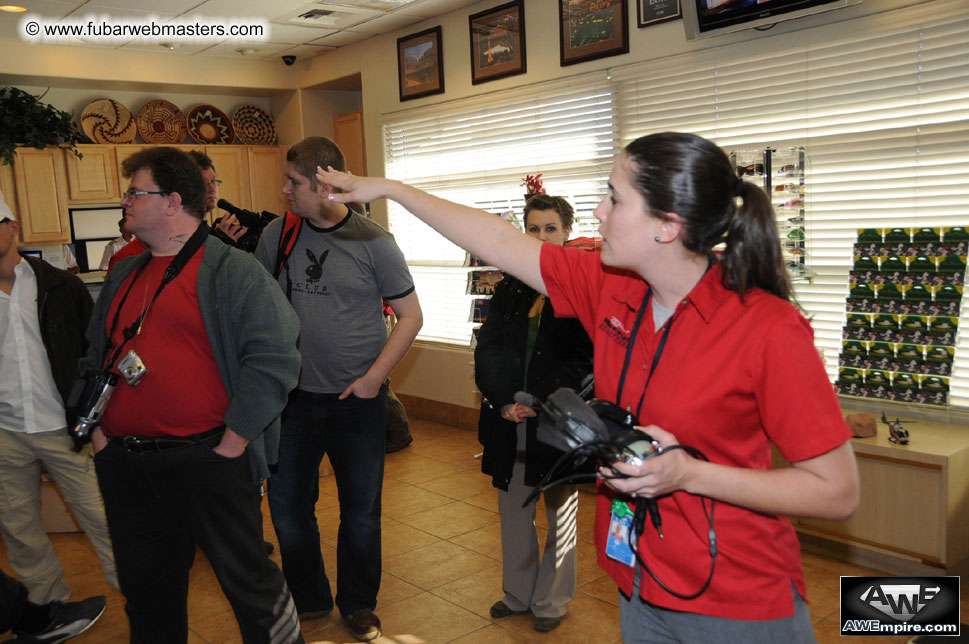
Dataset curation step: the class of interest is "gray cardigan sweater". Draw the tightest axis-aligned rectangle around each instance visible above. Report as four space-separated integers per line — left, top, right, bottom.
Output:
81 235 301 480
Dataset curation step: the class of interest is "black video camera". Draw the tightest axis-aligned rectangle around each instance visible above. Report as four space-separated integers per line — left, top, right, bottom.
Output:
515 388 662 469
212 199 278 253
65 369 119 451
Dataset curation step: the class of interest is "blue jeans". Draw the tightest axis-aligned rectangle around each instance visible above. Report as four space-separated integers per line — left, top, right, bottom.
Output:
268 387 387 616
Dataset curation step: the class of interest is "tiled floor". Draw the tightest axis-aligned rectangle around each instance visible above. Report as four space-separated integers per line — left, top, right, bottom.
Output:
1 419 964 643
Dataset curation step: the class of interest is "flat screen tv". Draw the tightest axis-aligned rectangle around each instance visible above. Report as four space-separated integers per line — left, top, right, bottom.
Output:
683 0 862 40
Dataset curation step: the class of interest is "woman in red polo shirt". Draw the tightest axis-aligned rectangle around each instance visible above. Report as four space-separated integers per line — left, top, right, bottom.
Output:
318 132 858 644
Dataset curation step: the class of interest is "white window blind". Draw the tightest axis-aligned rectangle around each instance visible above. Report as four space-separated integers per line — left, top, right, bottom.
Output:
383 74 615 345
611 0 969 410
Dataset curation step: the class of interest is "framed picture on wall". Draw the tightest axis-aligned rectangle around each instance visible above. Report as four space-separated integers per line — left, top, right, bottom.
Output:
397 26 445 102
637 0 680 28
559 0 629 67
469 0 526 85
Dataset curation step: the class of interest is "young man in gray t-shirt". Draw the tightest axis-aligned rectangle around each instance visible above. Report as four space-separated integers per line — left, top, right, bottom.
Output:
255 137 422 643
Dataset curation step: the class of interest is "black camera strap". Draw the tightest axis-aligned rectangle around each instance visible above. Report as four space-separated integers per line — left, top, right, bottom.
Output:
615 289 675 420
616 258 714 418
102 223 209 369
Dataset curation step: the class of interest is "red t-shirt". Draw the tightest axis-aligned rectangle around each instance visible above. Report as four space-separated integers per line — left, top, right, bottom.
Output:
99 251 229 438
540 243 851 620
107 238 146 274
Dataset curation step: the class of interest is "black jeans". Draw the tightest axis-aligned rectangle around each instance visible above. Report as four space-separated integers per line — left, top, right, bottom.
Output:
268 387 387 616
94 439 303 644
0 569 28 634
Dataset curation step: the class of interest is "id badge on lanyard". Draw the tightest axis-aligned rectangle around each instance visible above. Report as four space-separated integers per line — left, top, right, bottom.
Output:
605 499 636 567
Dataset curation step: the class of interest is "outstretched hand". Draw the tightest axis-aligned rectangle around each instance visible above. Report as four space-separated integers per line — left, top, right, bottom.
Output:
317 166 390 204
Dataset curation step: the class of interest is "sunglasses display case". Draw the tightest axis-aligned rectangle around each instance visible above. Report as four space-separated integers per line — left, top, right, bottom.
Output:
836 226 968 407
731 146 809 282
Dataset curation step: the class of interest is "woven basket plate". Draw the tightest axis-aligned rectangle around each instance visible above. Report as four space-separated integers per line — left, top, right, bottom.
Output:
81 98 136 144
232 104 277 145
187 105 234 145
136 99 187 144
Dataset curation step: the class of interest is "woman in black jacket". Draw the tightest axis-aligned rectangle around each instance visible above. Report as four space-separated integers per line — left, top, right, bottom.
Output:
474 195 593 633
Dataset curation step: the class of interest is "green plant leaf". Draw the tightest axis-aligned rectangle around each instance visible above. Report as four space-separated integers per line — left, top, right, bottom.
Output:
0 86 83 166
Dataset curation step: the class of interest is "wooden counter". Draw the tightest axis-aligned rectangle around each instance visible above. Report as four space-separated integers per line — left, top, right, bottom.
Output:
789 414 969 576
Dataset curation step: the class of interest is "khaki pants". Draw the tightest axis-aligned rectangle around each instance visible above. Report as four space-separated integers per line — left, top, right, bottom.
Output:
0 428 118 603
497 423 578 619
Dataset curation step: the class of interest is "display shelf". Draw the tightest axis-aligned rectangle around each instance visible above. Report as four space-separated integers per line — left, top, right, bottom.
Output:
837 227 967 407
732 147 811 283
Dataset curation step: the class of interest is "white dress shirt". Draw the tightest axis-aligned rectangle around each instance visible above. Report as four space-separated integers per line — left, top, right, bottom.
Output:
0 257 67 433
99 237 129 271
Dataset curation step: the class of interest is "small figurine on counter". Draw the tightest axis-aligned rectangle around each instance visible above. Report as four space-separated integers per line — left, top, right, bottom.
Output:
881 412 911 445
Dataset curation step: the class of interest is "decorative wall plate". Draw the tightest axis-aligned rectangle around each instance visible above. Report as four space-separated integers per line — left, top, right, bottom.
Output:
231 104 277 145
81 98 136 144
187 105 234 144
136 99 188 144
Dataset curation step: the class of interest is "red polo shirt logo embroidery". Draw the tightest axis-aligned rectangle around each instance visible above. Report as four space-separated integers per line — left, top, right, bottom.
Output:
599 315 631 348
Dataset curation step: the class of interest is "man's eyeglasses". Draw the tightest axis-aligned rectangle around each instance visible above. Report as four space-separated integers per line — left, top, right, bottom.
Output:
122 188 169 200
207 179 223 187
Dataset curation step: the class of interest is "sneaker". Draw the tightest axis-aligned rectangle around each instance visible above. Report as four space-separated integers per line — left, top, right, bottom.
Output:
533 615 563 632
489 600 528 619
344 608 381 642
14 595 107 644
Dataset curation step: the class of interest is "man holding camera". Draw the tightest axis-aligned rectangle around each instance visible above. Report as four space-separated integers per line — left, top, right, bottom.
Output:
81 147 303 644
0 192 118 606
190 150 275 253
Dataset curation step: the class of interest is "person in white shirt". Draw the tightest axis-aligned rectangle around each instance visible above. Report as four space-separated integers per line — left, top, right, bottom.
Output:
98 218 133 271
0 193 118 604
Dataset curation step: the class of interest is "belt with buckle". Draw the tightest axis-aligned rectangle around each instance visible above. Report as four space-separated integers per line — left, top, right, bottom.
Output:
111 426 226 454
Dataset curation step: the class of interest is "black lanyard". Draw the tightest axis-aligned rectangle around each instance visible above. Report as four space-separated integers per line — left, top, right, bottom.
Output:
102 223 209 369
615 289 675 420
614 259 714 419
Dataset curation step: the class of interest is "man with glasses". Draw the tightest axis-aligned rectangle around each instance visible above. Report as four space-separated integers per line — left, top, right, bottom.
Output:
82 147 304 644
0 192 119 609
190 150 269 253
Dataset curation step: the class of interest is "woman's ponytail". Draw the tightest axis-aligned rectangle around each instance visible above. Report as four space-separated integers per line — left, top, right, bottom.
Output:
721 180 791 301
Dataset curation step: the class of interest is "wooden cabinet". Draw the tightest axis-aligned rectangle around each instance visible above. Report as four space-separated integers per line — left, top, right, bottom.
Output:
66 145 119 203
114 145 145 195
0 163 16 220
10 144 283 243
784 416 969 576
12 147 71 244
333 110 366 176
247 145 286 215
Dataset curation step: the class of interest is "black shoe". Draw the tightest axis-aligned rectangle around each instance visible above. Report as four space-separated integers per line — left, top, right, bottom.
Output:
14 595 107 643
344 608 381 642
489 600 528 619
533 614 563 632
385 435 413 454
